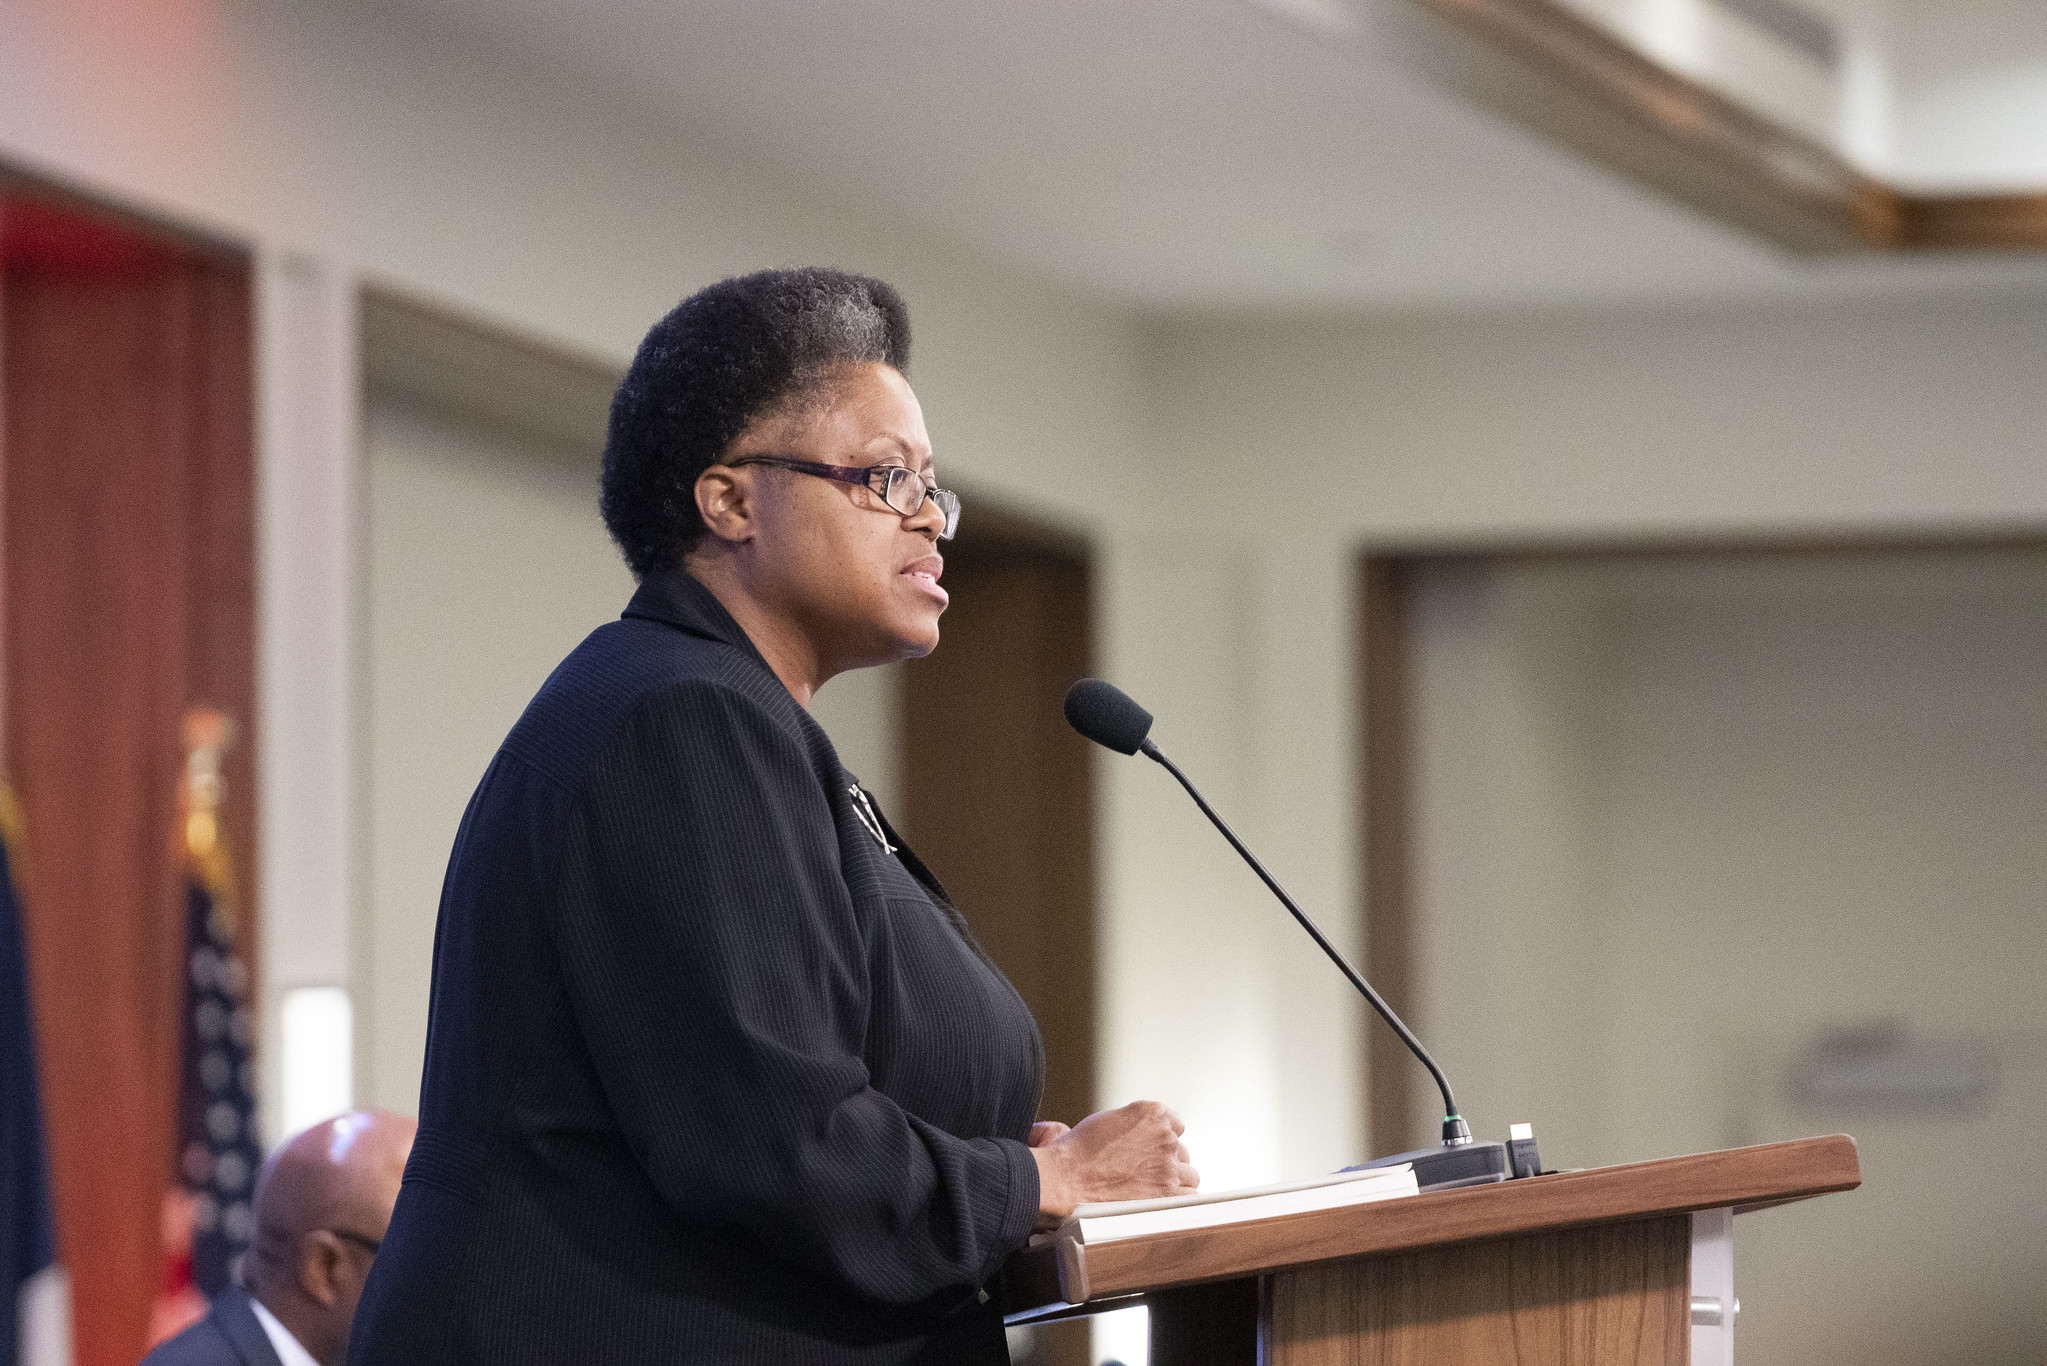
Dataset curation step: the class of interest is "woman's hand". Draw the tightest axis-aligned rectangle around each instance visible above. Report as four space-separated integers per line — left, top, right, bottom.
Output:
1029 1101 1199 1227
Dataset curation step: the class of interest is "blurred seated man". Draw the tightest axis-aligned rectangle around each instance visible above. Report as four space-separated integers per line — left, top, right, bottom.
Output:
144 1112 416 1366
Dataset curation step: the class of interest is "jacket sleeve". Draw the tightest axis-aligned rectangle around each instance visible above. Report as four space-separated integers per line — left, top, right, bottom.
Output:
546 676 1039 1306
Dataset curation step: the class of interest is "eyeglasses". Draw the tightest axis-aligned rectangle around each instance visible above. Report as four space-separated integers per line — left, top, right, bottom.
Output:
728 456 960 541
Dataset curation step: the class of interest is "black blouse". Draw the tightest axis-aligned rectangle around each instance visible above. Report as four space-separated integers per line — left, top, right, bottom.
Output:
350 568 1045 1365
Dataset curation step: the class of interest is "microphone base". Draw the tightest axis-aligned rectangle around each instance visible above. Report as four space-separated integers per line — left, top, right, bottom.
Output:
1348 1141 1511 1192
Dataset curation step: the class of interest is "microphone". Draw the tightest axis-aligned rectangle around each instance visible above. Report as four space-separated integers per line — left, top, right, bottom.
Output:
1063 678 1512 1189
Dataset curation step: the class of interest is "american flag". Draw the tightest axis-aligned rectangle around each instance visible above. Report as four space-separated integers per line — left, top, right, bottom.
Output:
174 714 259 1296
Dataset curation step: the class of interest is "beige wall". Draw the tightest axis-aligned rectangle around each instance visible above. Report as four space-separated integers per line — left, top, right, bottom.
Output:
1144 298 2047 543
1124 290 2047 1169
362 395 634 1111
1405 555 2047 1364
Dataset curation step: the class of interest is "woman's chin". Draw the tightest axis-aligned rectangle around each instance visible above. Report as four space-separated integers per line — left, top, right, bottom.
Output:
895 621 941 661
887 609 943 661
840 618 940 670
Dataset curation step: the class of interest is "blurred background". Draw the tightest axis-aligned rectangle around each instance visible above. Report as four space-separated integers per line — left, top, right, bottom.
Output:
2 1 2043 1363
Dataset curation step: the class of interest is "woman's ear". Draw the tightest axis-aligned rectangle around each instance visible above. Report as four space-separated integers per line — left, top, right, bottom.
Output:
693 465 758 546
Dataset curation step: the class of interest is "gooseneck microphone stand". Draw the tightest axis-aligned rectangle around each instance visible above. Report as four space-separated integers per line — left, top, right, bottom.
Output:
1136 737 1473 1151
1064 678 1515 1189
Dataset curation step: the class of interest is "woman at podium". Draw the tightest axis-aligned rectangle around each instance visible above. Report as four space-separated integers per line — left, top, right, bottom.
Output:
349 269 1197 1365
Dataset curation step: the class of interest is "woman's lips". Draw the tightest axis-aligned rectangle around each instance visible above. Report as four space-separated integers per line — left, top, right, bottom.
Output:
902 556 948 605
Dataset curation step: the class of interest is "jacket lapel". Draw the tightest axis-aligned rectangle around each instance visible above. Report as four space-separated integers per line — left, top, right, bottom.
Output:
209 1287 288 1366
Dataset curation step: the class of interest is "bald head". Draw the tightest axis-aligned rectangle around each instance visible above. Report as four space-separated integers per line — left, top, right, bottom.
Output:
247 1111 415 1366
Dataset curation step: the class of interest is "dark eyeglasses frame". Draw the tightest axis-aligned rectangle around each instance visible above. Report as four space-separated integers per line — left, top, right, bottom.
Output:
727 456 959 541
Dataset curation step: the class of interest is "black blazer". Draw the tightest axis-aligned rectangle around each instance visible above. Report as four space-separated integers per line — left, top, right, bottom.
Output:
349 569 1044 1365
140 1288 287 1366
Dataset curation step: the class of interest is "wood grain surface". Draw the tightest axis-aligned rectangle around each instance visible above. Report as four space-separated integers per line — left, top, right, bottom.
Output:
1408 0 2047 253
1007 1135 1857 1312
1413 0 1890 252
1357 556 1421 1157
899 512 1096 1366
1263 1216 1689 1366
1900 193 2047 251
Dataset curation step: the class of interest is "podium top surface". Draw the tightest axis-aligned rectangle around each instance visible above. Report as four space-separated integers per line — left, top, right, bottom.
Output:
1003 1133 1859 1314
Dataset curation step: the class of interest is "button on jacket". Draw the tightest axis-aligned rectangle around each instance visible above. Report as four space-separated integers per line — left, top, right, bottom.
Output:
348 568 1045 1365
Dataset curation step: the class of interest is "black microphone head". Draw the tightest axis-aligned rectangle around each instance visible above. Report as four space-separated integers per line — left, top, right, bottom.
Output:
1063 679 1154 756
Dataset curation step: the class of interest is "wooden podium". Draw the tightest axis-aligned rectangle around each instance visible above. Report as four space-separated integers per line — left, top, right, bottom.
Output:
1002 1135 1860 1365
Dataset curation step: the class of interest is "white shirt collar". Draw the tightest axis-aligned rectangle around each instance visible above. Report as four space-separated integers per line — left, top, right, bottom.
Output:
248 1295 322 1366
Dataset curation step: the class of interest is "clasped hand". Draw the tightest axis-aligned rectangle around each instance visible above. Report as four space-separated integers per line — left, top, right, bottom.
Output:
1027 1101 1199 1229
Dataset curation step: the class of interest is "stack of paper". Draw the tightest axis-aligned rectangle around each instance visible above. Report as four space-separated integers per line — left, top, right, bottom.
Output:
1059 1164 1417 1244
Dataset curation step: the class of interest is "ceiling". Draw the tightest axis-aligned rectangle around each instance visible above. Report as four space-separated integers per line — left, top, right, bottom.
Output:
366 0 2047 313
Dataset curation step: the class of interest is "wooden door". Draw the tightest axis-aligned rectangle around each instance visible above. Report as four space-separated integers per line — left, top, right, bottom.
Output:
898 506 1095 1366
2 173 256 1366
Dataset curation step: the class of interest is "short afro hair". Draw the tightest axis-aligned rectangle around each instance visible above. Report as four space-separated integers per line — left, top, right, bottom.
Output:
600 267 912 578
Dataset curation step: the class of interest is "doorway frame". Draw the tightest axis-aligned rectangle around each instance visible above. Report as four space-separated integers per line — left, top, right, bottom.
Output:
1 158 259 1366
1357 525 2047 1157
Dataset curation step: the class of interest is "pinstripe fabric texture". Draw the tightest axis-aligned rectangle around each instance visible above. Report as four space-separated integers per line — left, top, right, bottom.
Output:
348 569 1044 1365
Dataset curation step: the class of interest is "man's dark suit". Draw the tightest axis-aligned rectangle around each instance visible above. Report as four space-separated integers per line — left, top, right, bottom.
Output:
349 569 1045 1365
139 1288 287 1366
